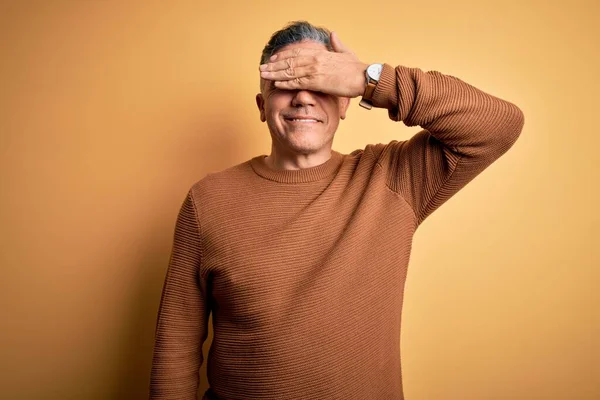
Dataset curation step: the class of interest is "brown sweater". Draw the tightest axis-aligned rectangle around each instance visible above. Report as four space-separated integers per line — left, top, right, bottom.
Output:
150 63 524 399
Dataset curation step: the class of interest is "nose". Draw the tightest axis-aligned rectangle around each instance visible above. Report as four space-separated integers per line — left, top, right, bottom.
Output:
291 89 317 107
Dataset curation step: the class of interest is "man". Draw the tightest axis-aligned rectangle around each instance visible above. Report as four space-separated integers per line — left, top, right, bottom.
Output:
150 21 524 400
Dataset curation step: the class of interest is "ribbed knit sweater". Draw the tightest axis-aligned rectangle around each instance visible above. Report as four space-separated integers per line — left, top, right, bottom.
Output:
150 63 524 400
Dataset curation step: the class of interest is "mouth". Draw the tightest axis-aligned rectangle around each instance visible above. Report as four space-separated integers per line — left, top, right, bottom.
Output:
283 116 322 123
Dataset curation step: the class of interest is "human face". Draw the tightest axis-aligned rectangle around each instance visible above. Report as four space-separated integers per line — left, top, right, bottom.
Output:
255 40 350 157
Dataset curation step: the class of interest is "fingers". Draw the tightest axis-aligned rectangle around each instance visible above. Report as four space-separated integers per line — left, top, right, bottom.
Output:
273 78 313 91
268 47 320 62
259 55 315 73
260 65 315 81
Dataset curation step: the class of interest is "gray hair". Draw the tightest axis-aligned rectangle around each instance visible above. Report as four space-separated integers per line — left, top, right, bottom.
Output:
260 21 332 65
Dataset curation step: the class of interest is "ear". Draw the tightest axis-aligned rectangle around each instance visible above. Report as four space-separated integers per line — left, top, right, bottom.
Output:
255 93 266 122
338 97 351 120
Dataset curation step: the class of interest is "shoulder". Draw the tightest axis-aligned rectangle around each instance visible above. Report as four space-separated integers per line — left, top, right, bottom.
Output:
182 158 256 211
192 158 252 189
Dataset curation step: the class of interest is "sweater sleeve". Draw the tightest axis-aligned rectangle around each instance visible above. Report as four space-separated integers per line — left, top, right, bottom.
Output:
368 63 525 226
150 190 211 399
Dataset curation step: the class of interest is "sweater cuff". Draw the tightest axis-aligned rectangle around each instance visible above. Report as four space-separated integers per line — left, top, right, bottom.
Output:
370 63 398 115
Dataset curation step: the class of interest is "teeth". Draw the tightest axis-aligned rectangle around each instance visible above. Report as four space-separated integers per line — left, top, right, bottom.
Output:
291 119 317 122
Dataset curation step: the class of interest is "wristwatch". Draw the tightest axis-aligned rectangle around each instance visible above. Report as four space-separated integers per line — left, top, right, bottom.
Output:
359 63 383 110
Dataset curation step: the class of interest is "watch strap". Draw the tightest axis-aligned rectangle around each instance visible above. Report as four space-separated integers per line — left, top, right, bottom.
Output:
359 67 380 110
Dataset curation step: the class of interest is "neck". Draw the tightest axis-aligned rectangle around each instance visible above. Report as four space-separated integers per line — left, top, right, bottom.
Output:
265 145 333 171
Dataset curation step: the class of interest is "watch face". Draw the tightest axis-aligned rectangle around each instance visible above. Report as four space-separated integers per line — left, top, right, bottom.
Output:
367 63 383 80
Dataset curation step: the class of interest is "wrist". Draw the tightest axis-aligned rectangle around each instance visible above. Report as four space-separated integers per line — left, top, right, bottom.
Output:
354 62 369 97
359 63 383 109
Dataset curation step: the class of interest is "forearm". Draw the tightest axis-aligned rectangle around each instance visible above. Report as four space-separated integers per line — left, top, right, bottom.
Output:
370 64 524 158
150 288 208 399
150 192 210 399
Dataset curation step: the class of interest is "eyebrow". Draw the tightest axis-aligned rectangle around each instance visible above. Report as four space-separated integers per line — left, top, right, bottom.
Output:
263 80 283 94
260 78 274 92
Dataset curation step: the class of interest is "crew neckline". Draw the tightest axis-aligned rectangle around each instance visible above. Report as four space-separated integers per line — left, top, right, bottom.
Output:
250 151 344 183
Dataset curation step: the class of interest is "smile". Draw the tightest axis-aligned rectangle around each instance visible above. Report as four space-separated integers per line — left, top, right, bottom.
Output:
284 115 321 123
287 118 319 122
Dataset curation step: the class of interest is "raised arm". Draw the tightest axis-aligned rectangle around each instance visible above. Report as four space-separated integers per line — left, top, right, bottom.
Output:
368 64 524 225
150 191 211 399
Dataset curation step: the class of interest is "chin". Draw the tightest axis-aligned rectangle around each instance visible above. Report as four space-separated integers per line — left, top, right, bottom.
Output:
295 129 331 143
287 138 331 155
270 125 334 155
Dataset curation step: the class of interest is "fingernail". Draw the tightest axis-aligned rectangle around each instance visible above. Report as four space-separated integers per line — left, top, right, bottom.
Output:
260 71 269 77
259 64 268 71
270 54 277 61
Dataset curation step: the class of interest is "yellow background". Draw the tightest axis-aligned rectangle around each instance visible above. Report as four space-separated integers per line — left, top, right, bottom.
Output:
1 1 597 399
